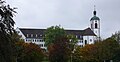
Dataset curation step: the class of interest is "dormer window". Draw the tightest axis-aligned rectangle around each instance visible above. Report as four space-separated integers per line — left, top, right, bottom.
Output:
36 34 37 37
80 35 83 38
27 34 29 37
31 34 33 37
40 34 42 37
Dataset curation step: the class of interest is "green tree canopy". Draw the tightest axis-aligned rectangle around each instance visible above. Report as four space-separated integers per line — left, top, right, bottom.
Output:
44 26 65 46
0 0 17 35
72 37 120 62
111 31 120 44
0 0 17 62
97 38 120 62
44 26 79 62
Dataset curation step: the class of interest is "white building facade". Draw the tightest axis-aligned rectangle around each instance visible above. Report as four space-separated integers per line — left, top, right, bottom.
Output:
16 27 96 49
16 10 100 49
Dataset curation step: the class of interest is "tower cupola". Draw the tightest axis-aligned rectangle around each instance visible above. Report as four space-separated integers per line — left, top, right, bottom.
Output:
90 5 100 41
90 10 100 21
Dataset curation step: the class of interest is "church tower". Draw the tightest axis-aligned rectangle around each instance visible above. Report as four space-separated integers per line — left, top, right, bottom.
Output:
90 6 100 41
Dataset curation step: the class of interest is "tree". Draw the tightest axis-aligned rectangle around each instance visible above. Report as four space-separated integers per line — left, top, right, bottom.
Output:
0 0 17 35
44 25 65 46
49 36 70 62
72 46 82 62
72 37 120 62
114 45 120 62
80 44 99 62
110 31 120 61
111 31 120 44
67 35 78 52
0 0 17 62
67 35 78 62
45 26 72 62
97 38 120 62
16 42 45 62
0 32 17 62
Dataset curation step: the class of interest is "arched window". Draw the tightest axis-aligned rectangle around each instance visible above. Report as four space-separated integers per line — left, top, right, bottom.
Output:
85 40 87 45
95 23 98 28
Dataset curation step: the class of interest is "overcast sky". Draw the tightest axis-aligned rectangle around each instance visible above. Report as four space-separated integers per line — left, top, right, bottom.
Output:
6 0 120 39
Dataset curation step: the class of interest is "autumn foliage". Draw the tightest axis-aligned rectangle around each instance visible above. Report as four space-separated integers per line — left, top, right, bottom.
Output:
73 37 120 62
16 42 44 62
48 36 70 62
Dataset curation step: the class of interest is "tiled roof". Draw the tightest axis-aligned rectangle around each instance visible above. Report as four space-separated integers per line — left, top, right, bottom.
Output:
65 30 84 35
19 27 96 38
83 28 96 36
20 28 45 39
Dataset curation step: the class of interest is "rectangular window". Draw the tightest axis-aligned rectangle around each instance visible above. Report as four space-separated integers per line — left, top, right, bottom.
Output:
39 39 43 42
38 39 40 42
37 39 39 42
35 39 36 42
80 40 83 43
76 35 78 38
27 39 32 42
41 44 43 47
39 44 44 47
41 39 43 42
40 40 41 42
77 35 82 39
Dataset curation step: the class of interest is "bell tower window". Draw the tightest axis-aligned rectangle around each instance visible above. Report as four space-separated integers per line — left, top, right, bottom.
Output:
95 23 97 28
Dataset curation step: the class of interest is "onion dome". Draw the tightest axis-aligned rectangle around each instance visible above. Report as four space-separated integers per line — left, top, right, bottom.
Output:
90 10 100 21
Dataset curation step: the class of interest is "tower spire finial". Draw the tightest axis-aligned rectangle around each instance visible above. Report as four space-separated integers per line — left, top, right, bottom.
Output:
93 5 96 16
94 5 96 11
